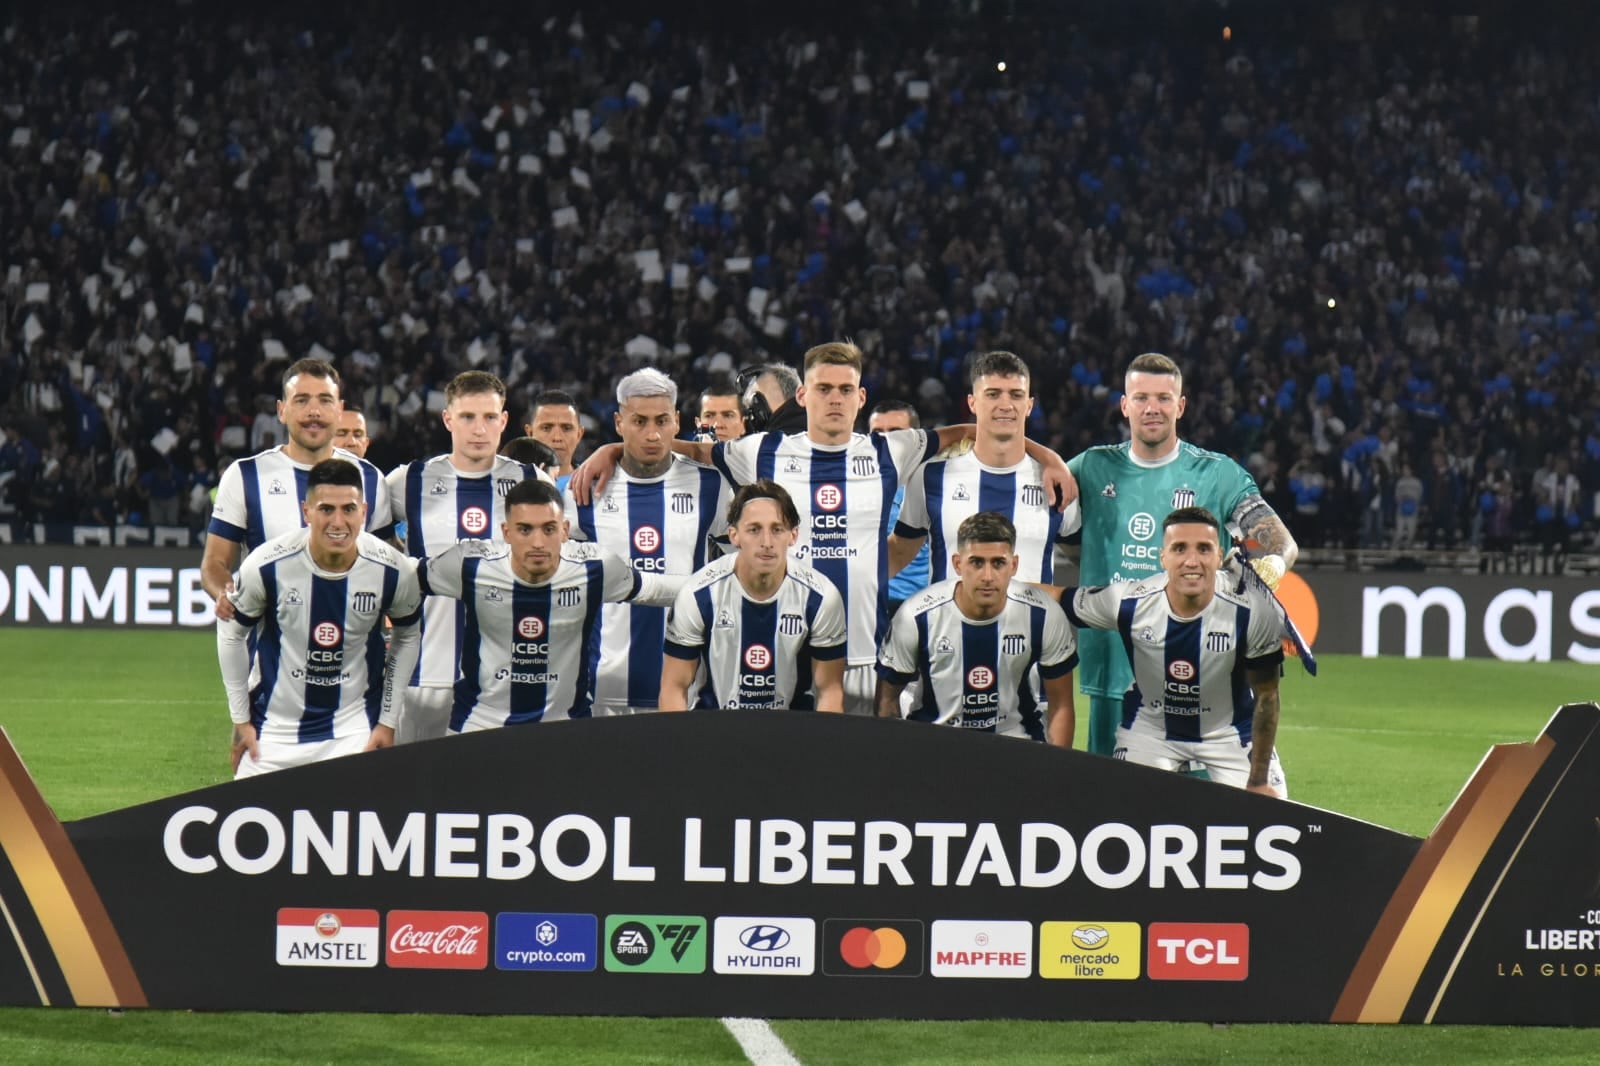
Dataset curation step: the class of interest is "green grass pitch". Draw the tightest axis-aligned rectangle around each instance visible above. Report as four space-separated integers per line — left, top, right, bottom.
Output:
0 629 1594 1064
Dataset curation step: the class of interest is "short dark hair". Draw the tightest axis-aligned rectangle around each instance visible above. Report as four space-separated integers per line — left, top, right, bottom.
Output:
530 389 579 416
342 404 364 417
306 458 363 494
869 400 921 428
1163 506 1220 534
283 358 340 398
505 478 564 511
727 479 800 529
700 383 743 409
446 371 506 404
1127 352 1183 392
956 511 1017 550
501 436 561 469
968 351 1031 391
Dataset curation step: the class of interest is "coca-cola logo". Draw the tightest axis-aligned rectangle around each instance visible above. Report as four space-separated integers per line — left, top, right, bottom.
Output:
384 910 489 970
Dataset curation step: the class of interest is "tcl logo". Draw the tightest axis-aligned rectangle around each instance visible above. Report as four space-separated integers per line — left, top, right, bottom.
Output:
386 910 489 970
1148 923 1248 981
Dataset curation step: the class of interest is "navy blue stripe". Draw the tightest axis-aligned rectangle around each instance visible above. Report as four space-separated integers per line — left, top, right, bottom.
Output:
1162 615 1204 742
207 517 246 541
1015 604 1046 741
299 573 347 742
739 593 780 708
1116 597 1140 730
250 562 282 730
404 461 425 557
691 584 717 709
960 619 1000 731
508 578 553 725
362 567 398 727
978 469 1016 525
694 466 721 569
754 433 782 483
909 610 937 722
449 558 483 730
569 561 607 718
925 461 949 583
456 473 495 540
626 481 667 708
293 467 310 527
360 462 380 530
576 496 597 542
1040 503 1064 583
790 586 823 710
240 458 265 550
1231 602 1255 742
870 433 898 650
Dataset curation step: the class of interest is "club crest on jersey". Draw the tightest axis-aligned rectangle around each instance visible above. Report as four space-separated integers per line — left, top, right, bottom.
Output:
850 455 877 477
268 478 288 496
556 587 581 608
1021 484 1046 508
352 592 378 614
496 478 517 497
951 483 971 502
1102 481 1117 499
784 457 803 475
814 484 844 511
778 613 805 636
670 492 694 514
1172 487 1196 510
1206 631 1233 653
1002 633 1026 655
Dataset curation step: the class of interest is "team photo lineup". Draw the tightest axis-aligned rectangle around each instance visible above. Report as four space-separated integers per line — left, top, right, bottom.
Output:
207 341 1302 798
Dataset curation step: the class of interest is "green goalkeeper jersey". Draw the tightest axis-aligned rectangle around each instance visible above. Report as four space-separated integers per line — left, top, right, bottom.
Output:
1066 440 1262 697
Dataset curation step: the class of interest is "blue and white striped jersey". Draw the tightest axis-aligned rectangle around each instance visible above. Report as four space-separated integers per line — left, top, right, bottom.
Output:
896 452 1068 584
208 446 393 549
219 530 423 742
386 455 554 687
878 579 1076 739
712 430 937 667
663 556 847 710
1062 576 1286 744
418 540 682 731
566 457 730 713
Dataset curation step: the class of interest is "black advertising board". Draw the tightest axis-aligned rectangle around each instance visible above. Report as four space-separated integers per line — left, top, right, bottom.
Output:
0 709 1597 1024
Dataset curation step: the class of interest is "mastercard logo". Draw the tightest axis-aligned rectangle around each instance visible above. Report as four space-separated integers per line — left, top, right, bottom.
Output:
838 926 907 969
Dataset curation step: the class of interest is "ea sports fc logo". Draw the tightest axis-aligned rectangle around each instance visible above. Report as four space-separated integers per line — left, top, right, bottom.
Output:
1168 660 1195 681
966 665 995 690
839 926 908 969
313 622 342 647
1128 512 1156 542
518 616 546 640
461 506 490 535
814 484 844 511
633 525 661 553
744 644 773 671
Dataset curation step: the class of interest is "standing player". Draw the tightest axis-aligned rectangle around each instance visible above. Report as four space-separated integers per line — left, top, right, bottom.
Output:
574 342 1075 715
869 401 930 615
417 480 684 731
203 359 392 617
567 369 728 713
218 460 422 777
1067 352 1299 757
525 390 584 491
333 406 371 458
1057 507 1289 795
697 383 746 442
890 351 1069 585
387 371 553 743
877 512 1077 745
660 481 846 711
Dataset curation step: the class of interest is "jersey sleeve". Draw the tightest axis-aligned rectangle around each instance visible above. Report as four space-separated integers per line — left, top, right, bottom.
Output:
207 461 249 542
385 464 409 525
1243 588 1289 670
882 428 938 484
808 582 849 660
1220 460 1266 528
417 543 465 600
225 551 270 628
1063 583 1124 631
360 459 395 538
602 549 644 602
711 433 763 487
561 485 587 540
896 464 932 537
388 559 425 627
1039 601 1080 678
663 582 707 659
875 604 921 683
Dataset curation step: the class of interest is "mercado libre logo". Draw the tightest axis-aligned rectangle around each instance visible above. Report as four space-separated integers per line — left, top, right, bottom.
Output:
822 919 925 977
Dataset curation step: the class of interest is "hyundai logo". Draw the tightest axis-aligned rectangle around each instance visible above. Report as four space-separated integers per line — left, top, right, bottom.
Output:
739 925 791 952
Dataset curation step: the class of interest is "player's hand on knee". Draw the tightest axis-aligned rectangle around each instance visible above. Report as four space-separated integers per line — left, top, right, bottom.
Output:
230 723 259 772
364 725 395 752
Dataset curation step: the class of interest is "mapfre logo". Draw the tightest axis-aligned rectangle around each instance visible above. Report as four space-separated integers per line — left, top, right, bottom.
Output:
1147 922 1248 981
385 910 489 970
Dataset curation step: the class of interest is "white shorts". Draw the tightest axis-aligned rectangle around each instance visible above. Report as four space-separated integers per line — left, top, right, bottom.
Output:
1113 728 1288 797
235 731 368 779
397 686 453 745
843 664 877 716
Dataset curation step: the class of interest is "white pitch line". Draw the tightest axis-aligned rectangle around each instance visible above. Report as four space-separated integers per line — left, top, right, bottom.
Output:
722 1017 803 1066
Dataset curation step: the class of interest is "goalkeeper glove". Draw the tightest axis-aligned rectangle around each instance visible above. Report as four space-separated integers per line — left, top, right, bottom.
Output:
1249 553 1286 591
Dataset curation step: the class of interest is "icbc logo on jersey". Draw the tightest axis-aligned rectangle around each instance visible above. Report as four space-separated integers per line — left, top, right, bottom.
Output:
460 506 490 535
814 484 844 512
1147 922 1248 981
633 525 661 553
967 665 995 690
1169 660 1195 681
385 910 489 970
312 622 342 647
744 644 773 671
518 616 545 640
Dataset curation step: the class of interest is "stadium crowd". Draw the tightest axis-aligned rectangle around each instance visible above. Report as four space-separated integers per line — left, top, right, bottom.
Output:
1 5 1598 557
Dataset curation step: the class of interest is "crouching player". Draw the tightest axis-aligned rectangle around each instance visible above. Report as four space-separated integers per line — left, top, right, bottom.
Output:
219 459 422 777
876 511 1077 745
1056 506 1289 795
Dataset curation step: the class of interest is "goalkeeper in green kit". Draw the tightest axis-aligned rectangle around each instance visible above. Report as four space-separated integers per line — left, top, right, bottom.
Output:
1064 353 1300 757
